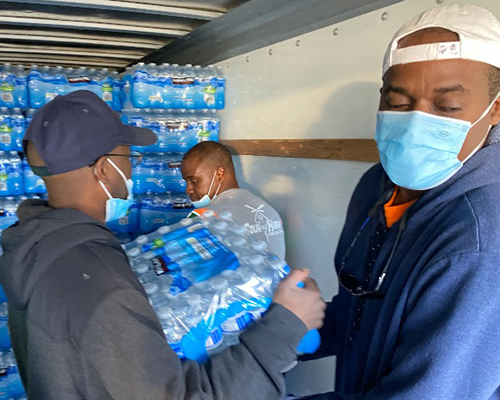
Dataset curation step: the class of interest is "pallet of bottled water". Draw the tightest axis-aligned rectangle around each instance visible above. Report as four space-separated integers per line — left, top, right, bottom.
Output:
121 109 219 153
123 210 290 363
0 64 28 110
28 66 122 111
122 63 225 110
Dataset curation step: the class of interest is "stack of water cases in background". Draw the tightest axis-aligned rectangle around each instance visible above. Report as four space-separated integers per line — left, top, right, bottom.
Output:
115 63 226 242
0 285 26 399
0 65 47 255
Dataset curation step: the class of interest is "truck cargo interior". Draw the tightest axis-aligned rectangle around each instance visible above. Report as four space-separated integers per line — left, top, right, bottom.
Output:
0 0 499 398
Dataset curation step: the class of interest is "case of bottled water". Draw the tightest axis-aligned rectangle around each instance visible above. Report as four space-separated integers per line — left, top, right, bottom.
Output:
0 64 28 109
106 200 140 234
121 109 219 154
132 153 186 195
0 349 25 400
28 66 121 110
123 210 320 363
124 63 225 110
0 153 24 196
139 193 193 233
0 108 25 152
23 158 46 194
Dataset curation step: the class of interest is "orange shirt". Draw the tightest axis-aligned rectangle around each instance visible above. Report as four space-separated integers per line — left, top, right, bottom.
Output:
384 187 416 228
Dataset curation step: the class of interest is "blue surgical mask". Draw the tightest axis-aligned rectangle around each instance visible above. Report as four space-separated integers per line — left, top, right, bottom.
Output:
191 171 221 209
97 158 134 223
376 97 498 190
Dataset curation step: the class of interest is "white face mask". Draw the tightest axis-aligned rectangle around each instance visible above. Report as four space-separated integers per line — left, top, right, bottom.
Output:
191 170 222 209
96 158 134 222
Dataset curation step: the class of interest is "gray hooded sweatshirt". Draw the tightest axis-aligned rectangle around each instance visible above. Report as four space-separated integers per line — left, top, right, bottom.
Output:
0 200 306 400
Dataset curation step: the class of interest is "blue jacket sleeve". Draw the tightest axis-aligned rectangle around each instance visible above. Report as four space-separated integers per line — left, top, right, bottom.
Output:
363 252 500 399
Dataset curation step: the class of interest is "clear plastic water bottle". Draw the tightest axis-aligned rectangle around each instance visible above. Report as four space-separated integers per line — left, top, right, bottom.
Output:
28 65 43 109
158 306 187 359
143 281 169 309
40 66 56 104
0 108 12 152
213 65 226 109
13 65 28 109
0 152 9 196
200 66 218 109
10 108 24 152
53 66 66 98
0 303 10 349
219 268 254 346
7 152 24 196
0 64 14 108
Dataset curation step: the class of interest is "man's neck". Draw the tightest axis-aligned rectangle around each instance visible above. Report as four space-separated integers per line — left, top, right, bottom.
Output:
219 178 239 194
394 187 425 205
48 197 106 222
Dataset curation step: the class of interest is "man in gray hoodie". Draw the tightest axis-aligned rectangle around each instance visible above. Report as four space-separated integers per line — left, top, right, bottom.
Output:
182 141 286 259
0 90 326 400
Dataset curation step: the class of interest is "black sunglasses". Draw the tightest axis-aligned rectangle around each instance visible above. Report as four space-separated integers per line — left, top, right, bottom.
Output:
338 191 409 297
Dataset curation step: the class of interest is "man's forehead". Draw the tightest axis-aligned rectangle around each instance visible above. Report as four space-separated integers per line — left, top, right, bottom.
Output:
383 58 488 89
182 156 209 175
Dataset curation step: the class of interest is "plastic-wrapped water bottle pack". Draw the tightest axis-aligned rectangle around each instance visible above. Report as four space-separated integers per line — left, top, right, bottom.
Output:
132 153 186 195
138 192 193 233
124 210 320 363
0 108 25 152
0 64 28 109
121 109 219 154
106 193 193 237
122 63 225 110
28 66 122 110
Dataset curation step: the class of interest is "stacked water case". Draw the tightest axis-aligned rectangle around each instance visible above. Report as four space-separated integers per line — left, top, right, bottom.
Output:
123 210 319 363
114 63 225 240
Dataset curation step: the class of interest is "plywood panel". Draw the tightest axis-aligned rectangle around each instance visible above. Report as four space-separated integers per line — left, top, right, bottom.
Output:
221 139 379 162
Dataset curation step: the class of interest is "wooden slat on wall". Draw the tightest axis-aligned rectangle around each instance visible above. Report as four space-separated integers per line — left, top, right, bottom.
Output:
220 139 379 162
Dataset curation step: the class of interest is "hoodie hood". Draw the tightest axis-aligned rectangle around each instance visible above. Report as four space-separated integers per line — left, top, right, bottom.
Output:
0 200 121 310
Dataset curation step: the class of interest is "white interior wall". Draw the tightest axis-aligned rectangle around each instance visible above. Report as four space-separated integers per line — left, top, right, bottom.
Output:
215 0 500 395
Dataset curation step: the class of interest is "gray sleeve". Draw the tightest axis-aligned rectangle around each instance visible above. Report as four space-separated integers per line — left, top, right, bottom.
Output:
79 289 307 400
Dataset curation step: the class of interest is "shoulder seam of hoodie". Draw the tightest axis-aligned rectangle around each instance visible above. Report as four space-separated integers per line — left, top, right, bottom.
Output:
464 192 481 252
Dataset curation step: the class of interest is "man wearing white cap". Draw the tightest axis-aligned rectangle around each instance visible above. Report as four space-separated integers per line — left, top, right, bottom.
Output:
300 4 500 399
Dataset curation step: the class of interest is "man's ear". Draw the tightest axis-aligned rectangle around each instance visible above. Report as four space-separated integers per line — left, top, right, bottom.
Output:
490 96 500 126
93 157 112 184
216 166 226 181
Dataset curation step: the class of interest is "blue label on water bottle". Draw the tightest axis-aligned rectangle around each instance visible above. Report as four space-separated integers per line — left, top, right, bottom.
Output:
169 342 186 359
205 327 223 350
221 311 252 333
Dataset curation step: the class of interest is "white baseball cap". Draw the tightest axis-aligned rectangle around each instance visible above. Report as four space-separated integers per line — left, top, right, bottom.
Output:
383 4 500 77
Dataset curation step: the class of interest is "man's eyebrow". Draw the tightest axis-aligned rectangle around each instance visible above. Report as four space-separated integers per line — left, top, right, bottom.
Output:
382 85 409 96
434 85 471 95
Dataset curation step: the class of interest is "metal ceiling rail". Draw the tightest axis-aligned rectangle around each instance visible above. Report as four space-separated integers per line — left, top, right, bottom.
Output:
0 55 126 67
0 44 147 60
0 16 190 37
3 0 225 20
0 33 166 49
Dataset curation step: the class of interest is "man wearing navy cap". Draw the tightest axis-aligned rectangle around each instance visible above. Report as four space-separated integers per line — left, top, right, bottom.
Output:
0 90 325 399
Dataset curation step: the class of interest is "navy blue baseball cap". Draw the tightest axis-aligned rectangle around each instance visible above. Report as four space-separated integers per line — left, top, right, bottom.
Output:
24 90 156 176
